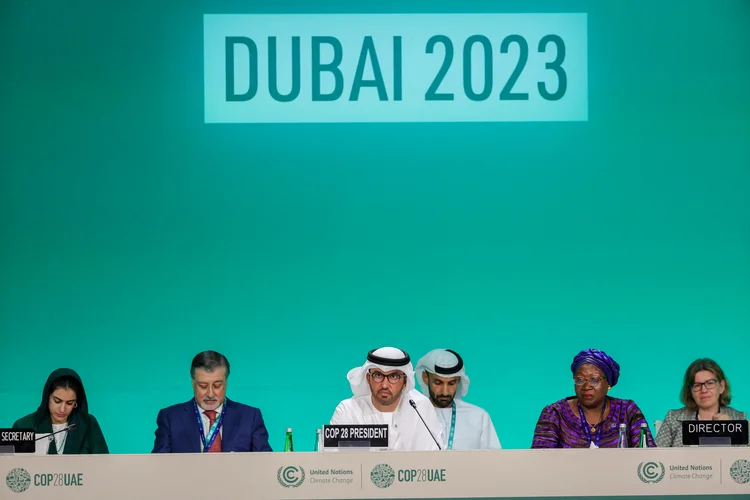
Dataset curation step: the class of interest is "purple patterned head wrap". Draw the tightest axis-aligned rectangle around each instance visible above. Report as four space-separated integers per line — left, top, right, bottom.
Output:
571 349 621 387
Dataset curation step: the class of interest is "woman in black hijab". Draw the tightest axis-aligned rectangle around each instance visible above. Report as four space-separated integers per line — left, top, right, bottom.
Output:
13 368 108 454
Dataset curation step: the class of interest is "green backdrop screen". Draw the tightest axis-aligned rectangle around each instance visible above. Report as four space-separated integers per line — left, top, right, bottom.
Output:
1 0 748 453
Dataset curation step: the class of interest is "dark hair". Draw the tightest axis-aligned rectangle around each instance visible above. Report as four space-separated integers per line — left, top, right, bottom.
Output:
190 351 230 379
680 358 732 410
48 376 82 399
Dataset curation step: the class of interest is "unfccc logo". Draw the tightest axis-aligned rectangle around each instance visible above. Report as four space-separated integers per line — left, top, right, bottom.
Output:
277 466 305 487
637 462 665 484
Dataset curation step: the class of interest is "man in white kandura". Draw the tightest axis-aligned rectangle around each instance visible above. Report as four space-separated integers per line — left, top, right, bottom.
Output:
416 349 501 450
330 347 444 451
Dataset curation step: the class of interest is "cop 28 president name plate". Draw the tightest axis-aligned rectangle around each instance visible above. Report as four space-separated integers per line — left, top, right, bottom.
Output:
322 424 389 449
204 14 587 123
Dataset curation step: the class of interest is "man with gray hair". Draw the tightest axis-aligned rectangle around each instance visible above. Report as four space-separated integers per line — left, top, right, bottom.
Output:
416 349 501 450
152 350 272 453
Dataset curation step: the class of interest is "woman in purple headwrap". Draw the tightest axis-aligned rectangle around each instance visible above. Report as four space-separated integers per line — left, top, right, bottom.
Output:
531 348 655 448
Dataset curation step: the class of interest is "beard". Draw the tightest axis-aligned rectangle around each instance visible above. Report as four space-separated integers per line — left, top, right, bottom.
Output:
374 388 398 407
429 388 453 408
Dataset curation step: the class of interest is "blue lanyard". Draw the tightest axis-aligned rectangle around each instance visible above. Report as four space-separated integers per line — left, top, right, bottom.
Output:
578 400 605 448
193 400 226 452
446 401 457 450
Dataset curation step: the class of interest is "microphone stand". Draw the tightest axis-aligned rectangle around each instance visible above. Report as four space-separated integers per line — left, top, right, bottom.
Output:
409 399 442 450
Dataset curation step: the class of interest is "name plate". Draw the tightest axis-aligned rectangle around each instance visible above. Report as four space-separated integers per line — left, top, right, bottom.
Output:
322 424 388 449
682 420 749 446
0 428 35 453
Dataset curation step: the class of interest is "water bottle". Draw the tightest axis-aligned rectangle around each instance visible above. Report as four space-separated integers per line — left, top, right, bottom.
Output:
284 428 294 452
638 422 649 448
617 423 628 448
314 429 321 452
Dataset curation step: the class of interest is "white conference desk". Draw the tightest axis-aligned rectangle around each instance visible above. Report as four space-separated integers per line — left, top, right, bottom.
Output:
1 448 750 499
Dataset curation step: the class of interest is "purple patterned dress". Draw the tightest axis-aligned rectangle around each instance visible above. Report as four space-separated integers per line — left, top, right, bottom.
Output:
532 397 656 448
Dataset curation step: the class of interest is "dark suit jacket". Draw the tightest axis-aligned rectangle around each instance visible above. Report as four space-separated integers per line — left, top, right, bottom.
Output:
152 398 272 453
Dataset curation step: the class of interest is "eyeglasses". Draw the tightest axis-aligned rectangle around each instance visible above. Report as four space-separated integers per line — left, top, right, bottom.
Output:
369 371 404 384
573 376 605 388
692 379 718 392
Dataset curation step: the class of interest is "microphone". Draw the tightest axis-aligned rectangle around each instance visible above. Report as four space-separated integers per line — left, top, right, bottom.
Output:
409 399 442 450
34 423 77 442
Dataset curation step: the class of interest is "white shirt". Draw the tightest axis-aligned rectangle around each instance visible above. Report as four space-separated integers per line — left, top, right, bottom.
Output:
435 399 501 450
51 423 67 454
197 404 224 451
330 389 443 451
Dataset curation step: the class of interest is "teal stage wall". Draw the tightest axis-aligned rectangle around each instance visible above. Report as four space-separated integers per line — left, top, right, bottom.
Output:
1 0 748 453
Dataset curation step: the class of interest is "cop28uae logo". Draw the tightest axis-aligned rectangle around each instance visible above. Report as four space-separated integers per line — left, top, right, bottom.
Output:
730 459 750 484
6 468 31 493
277 466 305 487
370 464 395 489
637 462 665 484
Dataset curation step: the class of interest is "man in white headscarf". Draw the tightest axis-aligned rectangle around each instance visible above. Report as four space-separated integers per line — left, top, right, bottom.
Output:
416 349 501 450
330 347 443 451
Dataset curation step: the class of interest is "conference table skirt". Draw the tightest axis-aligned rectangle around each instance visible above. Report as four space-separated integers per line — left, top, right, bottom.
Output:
2 448 750 499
